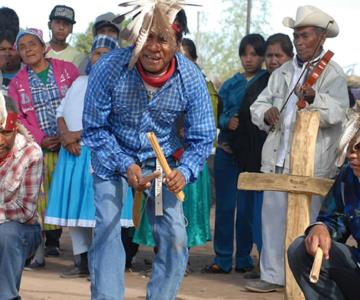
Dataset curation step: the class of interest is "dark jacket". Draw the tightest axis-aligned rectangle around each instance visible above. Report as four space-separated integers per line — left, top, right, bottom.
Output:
229 71 270 172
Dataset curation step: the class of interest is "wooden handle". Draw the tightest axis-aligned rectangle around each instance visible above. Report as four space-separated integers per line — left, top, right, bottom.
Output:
146 132 185 202
309 247 323 283
132 172 161 228
132 191 143 228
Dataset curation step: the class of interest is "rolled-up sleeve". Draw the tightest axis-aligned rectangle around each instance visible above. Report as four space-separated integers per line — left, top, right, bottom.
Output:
307 63 349 128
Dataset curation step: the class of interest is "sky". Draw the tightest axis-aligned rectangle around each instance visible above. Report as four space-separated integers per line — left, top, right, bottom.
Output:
2 0 360 75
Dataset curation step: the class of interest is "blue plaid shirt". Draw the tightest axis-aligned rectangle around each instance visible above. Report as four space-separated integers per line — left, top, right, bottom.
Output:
82 47 216 183
316 165 360 261
29 65 62 137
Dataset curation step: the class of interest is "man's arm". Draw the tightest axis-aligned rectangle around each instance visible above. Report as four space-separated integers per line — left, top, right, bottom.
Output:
178 68 216 184
308 63 349 127
250 71 282 132
305 170 351 257
82 57 135 175
5 146 43 223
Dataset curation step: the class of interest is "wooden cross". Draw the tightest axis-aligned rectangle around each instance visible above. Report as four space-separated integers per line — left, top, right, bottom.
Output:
238 111 334 300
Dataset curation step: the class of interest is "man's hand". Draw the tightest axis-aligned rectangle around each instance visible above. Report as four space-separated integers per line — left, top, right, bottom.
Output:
305 224 331 259
165 169 186 193
41 136 61 152
228 115 239 130
264 107 280 126
127 164 160 192
296 84 315 105
65 142 81 156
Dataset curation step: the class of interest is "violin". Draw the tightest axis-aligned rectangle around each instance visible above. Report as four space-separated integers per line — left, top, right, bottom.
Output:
296 50 334 109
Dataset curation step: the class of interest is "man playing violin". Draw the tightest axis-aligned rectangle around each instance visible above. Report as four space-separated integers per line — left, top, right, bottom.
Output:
246 5 349 293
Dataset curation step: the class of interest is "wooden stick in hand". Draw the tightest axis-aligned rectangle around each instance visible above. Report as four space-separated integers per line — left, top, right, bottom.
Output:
146 132 185 202
132 172 161 228
309 247 323 283
133 191 142 228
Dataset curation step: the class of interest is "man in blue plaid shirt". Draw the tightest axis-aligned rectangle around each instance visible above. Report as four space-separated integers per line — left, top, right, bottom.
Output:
82 2 215 300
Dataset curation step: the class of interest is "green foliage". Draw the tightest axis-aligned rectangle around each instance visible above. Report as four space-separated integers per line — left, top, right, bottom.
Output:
198 0 270 86
73 22 93 56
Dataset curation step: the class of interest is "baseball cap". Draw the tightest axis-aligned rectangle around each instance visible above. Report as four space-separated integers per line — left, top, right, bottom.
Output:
49 5 76 24
93 12 123 36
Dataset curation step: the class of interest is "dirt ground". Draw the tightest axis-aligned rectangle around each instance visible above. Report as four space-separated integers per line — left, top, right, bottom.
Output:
20 208 283 300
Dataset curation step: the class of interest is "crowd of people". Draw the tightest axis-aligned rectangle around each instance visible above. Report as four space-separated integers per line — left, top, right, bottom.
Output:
0 1 359 300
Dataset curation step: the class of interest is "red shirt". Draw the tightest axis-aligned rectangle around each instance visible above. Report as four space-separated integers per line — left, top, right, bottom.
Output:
0 133 43 224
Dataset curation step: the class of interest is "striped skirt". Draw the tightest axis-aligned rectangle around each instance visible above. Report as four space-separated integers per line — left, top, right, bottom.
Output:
38 150 60 231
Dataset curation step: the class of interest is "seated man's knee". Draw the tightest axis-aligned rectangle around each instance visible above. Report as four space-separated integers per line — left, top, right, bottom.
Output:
287 236 306 267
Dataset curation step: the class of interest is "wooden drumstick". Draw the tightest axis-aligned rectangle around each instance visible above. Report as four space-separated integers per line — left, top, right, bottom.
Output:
146 132 185 202
309 247 323 283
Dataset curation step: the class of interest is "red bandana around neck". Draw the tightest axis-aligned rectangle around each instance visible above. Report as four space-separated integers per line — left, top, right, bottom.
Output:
136 57 176 88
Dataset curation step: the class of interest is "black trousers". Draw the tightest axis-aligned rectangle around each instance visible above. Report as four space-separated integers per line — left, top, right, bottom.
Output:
45 228 62 248
288 236 360 300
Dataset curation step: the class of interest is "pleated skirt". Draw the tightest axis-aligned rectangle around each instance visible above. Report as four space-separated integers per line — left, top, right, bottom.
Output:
45 146 134 228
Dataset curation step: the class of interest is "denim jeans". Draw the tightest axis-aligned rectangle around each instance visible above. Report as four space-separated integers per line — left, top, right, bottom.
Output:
90 167 188 300
90 175 127 300
145 176 188 300
0 221 41 300
213 148 255 271
288 236 360 300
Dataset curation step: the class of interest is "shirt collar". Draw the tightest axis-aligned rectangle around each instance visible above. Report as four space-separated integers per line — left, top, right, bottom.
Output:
12 134 27 159
293 49 325 69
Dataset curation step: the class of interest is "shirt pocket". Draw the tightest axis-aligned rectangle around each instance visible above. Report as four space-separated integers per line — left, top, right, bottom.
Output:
112 85 145 128
149 105 183 127
150 94 185 126
4 175 23 199
112 102 142 128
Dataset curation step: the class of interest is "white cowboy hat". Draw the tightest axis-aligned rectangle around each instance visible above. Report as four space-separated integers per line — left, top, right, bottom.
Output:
283 5 339 38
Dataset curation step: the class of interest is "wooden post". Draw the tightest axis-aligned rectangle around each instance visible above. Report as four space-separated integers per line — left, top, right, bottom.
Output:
285 111 320 300
238 111 329 300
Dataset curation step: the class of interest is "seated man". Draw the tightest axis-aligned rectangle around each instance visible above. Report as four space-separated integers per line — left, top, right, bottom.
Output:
288 104 360 300
0 93 43 300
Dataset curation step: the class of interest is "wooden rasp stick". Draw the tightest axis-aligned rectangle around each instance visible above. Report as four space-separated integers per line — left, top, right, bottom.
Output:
309 247 323 283
133 191 142 228
146 132 185 202
132 172 161 228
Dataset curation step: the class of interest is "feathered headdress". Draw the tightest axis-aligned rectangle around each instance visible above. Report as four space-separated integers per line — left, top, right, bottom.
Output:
336 100 360 167
117 0 200 68
0 92 17 131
